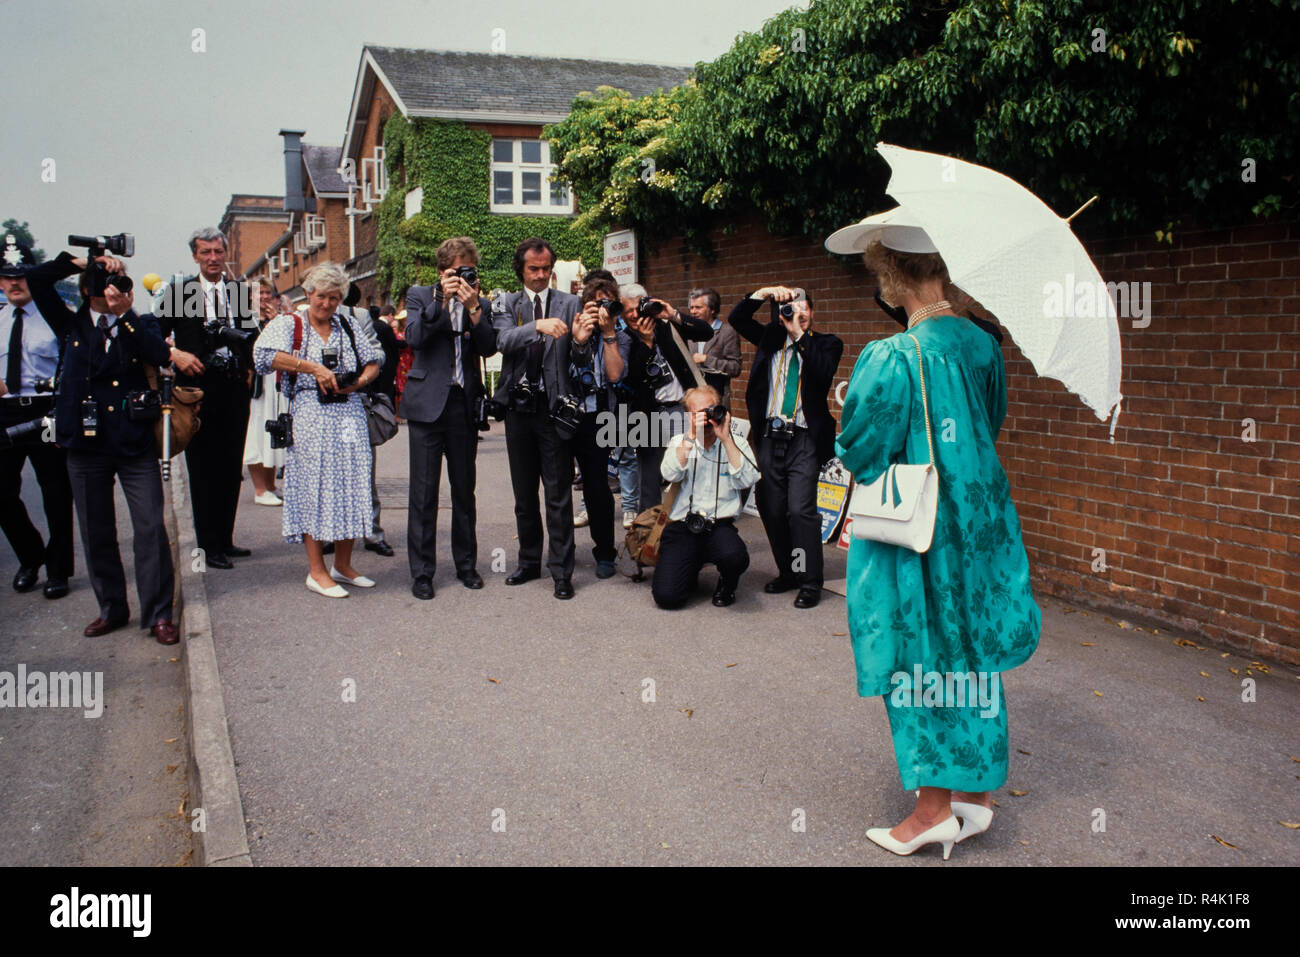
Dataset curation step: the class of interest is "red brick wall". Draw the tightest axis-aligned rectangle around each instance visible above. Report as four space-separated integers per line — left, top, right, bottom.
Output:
639 217 1300 664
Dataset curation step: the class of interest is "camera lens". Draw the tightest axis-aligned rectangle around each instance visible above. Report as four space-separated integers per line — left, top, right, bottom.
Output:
779 303 794 319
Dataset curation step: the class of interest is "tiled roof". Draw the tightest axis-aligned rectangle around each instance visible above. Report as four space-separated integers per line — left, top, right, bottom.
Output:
303 144 349 195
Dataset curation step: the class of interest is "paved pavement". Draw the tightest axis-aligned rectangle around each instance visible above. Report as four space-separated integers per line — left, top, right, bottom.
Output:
201 425 1299 866
0 461 190 866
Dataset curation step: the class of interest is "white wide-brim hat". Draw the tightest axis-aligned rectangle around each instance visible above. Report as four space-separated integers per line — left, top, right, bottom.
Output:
824 206 939 255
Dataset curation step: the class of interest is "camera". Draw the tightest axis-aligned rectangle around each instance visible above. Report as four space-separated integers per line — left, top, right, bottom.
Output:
508 378 542 414
265 412 294 449
68 233 134 297
475 395 506 432
33 376 56 394
684 511 715 535
125 389 162 422
636 296 665 320
765 414 794 459
779 303 795 319
551 394 583 440
435 265 479 296
644 355 673 390
706 404 728 425
595 298 621 317
1 415 55 449
202 317 254 374
318 371 359 404
572 365 598 396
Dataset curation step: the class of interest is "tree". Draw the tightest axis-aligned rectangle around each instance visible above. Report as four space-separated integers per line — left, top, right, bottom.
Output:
1 218 45 262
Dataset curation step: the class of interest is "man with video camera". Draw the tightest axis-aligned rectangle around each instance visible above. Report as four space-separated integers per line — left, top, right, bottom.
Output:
490 237 591 599
157 227 255 570
730 286 843 610
0 235 76 600
619 283 714 514
50 247 178 642
402 237 496 600
653 385 760 609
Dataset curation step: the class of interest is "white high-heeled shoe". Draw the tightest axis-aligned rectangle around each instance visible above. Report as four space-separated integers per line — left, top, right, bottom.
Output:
866 814 960 861
951 801 994 843
329 567 375 588
306 574 348 598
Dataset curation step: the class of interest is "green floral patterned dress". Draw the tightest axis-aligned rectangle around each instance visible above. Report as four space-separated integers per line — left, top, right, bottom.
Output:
835 315 1040 791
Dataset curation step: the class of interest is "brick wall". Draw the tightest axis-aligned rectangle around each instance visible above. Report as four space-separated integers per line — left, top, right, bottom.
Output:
638 217 1300 664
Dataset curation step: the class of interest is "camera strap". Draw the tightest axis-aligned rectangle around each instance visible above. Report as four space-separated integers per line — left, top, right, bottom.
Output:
280 313 305 393
667 322 706 390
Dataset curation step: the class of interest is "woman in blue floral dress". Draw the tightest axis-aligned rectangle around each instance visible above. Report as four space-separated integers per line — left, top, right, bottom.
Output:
834 223 1041 860
253 263 383 598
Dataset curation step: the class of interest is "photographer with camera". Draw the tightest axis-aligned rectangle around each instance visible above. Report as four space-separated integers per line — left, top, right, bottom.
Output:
253 262 383 599
652 386 760 610
402 237 496 600
687 287 742 404
51 248 179 642
619 283 714 514
0 235 78 599
157 227 256 571
490 237 592 599
729 286 844 610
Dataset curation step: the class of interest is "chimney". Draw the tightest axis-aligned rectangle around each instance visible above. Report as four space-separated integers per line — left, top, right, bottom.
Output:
279 129 316 213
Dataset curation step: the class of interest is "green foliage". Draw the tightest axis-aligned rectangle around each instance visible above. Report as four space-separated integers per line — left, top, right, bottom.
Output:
376 115 604 303
2 218 44 263
545 0 1300 244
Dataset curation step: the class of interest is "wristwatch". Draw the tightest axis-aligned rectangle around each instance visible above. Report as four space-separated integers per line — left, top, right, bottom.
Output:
602 335 616 343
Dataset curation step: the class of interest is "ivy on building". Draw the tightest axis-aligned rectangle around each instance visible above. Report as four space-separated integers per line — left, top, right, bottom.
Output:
375 114 605 303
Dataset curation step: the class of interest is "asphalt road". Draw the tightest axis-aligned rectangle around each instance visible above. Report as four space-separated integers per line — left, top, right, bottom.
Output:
201 425 1300 866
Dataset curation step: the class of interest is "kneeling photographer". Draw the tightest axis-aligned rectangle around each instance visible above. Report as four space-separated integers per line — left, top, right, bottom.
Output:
52 245 179 643
253 262 383 599
652 386 760 610
620 283 714 514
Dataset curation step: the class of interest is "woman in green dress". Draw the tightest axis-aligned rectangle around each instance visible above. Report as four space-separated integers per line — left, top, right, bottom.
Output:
835 227 1040 860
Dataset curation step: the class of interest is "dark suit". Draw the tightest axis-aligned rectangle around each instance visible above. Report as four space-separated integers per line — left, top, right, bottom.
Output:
402 286 497 580
55 305 174 627
490 287 591 580
730 294 844 588
692 319 743 403
156 275 253 557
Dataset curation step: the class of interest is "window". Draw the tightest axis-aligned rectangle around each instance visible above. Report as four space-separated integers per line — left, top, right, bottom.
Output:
489 138 575 215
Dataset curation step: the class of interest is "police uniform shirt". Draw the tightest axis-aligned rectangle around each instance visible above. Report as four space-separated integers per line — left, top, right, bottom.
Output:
0 300 59 396
660 431 760 522
768 334 807 428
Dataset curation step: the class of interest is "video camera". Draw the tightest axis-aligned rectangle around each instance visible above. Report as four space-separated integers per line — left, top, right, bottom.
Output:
68 233 134 297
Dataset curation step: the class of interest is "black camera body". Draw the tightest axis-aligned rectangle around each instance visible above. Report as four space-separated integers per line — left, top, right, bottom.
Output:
475 396 506 431
644 355 673 390
707 404 728 425
1 414 55 449
765 414 794 459
68 233 134 298
202 317 254 374
684 511 715 535
125 390 161 422
551 394 583 440
266 412 294 449
572 365 598 396
595 298 621 317
636 296 665 320
508 378 543 414
435 265 479 297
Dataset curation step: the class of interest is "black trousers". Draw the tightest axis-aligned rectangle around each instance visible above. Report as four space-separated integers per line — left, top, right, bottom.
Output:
184 374 250 554
755 427 824 587
505 408 574 580
652 520 749 609
66 448 173 626
0 436 74 580
407 388 477 579
573 411 616 563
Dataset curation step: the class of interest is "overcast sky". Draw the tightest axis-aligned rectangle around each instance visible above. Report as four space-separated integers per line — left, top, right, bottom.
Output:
3 0 800 279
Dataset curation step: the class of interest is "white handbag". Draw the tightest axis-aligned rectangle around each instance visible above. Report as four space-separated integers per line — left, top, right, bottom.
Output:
848 334 938 552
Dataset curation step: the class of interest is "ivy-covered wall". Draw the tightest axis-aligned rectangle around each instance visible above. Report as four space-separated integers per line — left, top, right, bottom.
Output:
376 114 605 302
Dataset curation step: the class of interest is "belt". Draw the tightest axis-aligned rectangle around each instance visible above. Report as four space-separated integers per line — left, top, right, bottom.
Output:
1 395 51 408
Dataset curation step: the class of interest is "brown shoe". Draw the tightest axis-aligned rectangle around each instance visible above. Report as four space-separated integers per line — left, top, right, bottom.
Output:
84 614 129 637
151 620 180 645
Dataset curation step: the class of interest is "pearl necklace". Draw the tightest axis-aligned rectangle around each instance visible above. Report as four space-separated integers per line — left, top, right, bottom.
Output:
906 300 956 328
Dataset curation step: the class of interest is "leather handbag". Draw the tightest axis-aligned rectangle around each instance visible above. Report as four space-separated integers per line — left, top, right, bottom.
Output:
620 482 681 578
144 365 203 459
848 333 938 552
364 391 398 446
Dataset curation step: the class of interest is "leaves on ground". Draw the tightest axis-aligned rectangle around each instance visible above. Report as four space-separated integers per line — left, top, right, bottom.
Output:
1009 789 1028 797
487 677 500 684
680 708 694 718
1210 835 1237 849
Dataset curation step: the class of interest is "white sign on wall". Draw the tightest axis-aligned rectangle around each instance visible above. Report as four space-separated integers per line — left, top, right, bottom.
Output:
603 229 637 286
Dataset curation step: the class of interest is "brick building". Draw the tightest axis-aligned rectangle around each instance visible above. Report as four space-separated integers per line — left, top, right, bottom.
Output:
218 194 288 278
637 216 1300 664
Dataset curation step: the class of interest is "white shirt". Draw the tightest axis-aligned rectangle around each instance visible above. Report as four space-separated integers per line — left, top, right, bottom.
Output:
768 335 806 428
201 275 233 362
90 309 118 353
527 289 550 393
661 430 760 522
0 301 59 395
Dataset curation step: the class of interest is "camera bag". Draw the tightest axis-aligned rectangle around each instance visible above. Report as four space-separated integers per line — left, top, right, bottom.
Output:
144 365 203 458
619 481 681 580
335 313 398 446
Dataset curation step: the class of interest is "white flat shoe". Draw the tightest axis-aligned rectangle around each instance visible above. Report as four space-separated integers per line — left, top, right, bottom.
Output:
330 566 375 588
254 491 282 506
866 814 960 861
306 574 348 598
951 801 994 843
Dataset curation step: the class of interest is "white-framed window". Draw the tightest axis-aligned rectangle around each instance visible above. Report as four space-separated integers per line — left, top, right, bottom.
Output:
490 138 574 215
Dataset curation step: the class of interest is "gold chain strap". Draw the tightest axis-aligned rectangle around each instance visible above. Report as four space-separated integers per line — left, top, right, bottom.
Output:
908 333 935 469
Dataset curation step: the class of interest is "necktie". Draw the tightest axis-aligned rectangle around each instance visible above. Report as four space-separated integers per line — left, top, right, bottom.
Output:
527 293 545 388
452 301 464 388
780 344 800 418
5 307 24 394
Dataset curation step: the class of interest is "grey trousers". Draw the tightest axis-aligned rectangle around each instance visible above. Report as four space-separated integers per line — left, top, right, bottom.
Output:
368 445 385 544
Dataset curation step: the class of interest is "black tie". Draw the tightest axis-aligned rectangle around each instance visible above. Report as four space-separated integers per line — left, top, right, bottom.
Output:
6 306 24 394
527 293 545 387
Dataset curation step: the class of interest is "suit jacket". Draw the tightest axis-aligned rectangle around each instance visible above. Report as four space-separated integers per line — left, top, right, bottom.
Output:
400 286 497 422
490 287 591 412
729 294 844 466
155 274 257 388
693 320 742 402
624 310 715 412
20 251 80 344
371 317 400 401
55 307 171 456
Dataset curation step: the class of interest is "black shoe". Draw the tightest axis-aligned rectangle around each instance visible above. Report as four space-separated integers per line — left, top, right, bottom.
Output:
712 579 737 607
457 569 484 589
206 552 234 570
365 539 395 557
224 545 252 557
794 585 822 609
13 566 39 592
764 576 798 594
553 578 574 600
43 578 69 600
411 575 434 600
505 567 540 586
